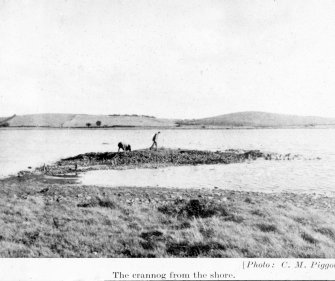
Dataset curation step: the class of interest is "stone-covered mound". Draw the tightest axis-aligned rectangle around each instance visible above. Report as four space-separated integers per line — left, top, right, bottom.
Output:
38 148 265 177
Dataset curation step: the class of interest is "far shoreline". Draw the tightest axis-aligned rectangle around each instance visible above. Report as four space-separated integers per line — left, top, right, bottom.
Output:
2 124 335 130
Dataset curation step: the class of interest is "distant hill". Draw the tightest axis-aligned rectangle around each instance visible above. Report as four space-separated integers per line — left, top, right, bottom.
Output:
178 111 335 127
7 114 76 127
2 112 335 128
4 113 175 128
62 114 175 127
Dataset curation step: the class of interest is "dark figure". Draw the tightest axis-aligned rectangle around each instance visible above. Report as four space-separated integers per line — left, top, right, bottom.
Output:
150 131 160 150
118 142 131 152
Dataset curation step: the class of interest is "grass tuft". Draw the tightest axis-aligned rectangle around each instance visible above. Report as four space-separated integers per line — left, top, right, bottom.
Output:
301 232 318 244
257 223 278 233
158 199 229 218
315 227 335 240
166 241 226 257
77 197 116 209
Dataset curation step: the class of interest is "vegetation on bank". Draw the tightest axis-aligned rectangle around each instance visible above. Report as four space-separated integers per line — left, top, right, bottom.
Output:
1 174 335 258
0 122 9 127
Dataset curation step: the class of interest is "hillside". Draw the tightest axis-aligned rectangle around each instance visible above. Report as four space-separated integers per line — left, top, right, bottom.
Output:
7 114 76 127
179 111 335 127
62 114 175 127
2 112 335 128
4 114 175 128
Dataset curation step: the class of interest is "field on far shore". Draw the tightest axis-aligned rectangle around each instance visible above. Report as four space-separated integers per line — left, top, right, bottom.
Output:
1 148 335 258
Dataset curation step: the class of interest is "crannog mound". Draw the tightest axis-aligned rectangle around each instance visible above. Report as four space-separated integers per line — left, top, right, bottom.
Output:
34 148 295 177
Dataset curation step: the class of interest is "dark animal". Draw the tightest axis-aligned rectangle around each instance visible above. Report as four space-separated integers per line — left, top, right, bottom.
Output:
118 142 131 152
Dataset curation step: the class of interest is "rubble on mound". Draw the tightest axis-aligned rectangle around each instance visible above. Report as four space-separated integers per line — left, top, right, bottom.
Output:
33 147 317 177
35 148 267 177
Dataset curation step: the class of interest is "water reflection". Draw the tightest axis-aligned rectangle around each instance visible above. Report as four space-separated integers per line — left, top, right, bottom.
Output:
80 159 335 196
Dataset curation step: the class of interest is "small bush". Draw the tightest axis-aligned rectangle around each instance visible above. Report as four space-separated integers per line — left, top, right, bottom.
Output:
172 221 191 230
167 241 226 257
225 214 244 223
315 227 335 240
293 216 308 225
140 231 165 250
158 199 229 218
257 223 277 233
140 231 163 240
77 198 116 209
301 232 318 244
98 199 115 208
0 122 9 127
21 231 40 246
244 197 253 204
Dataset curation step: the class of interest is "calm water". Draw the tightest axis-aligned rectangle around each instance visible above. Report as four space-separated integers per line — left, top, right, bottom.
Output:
1 128 335 194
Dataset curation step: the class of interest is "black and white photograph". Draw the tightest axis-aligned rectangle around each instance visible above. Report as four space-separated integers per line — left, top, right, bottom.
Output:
1 0 335 279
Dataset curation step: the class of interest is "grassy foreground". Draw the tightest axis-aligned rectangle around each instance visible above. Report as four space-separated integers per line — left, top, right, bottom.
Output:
1 171 335 257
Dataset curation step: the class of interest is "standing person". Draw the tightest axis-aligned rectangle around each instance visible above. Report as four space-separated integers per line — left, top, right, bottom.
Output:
150 131 160 150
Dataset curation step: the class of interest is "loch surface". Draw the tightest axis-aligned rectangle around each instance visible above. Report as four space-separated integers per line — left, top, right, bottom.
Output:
1 128 335 194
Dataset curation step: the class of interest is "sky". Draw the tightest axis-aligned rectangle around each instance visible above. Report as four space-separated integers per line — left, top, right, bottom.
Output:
1 0 335 119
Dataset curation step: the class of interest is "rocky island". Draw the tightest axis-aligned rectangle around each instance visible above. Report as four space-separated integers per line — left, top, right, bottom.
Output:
37 148 266 177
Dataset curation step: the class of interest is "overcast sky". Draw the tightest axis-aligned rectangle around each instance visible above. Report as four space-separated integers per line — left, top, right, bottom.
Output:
1 0 335 118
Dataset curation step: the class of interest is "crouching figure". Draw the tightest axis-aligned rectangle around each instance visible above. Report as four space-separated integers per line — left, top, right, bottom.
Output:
118 142 131 152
